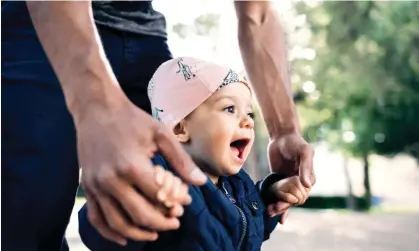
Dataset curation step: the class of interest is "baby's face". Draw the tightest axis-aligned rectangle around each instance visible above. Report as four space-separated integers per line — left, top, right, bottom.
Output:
184 82 255 180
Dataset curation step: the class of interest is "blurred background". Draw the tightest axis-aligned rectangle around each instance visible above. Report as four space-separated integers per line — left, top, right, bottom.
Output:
69 0 419 250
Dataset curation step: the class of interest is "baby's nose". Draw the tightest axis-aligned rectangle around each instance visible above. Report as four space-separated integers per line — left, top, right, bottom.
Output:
239 115 254 129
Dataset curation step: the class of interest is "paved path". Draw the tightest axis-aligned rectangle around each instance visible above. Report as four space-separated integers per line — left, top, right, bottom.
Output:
67 204 419 251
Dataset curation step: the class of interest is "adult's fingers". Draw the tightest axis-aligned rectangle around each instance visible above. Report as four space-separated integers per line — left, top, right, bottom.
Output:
101 174 181 231
84 190 127 246
133 197 183 218
95 192 159 241
299 144 315 188
154 125 207 185
147 200 184 218
168 204 184 217
116 152 161 202
292 180 309 205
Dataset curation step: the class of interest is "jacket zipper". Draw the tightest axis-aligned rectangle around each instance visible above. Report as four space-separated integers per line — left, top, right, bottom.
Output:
221 183 248 251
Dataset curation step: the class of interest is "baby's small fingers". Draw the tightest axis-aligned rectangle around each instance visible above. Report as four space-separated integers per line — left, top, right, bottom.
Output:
280 209 289 225
304 187 311 202
166 183 191 207
178 183 191 205
168 204 184 217
268 201 292 217
156 171 191 207
165 177 182 206
154 165 166 186
157 171 174 203
172 178 192 205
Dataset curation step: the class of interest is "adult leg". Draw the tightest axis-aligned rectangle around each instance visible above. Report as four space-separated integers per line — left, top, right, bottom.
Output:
117 33 173 114
1 3 124 250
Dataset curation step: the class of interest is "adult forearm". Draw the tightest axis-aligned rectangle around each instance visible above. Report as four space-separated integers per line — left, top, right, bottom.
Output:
236 2 300 137
27 1 126 122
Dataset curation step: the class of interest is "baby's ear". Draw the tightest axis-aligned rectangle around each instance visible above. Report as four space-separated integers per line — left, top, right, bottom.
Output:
173 120 190 143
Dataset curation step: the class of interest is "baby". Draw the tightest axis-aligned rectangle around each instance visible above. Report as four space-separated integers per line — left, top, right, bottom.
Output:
79 57 310 251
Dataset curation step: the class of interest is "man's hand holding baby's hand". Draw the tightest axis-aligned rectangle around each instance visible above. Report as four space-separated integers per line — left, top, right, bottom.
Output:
154 166 191 217
270 176 310 205
266 176 310 222
266 134 315 223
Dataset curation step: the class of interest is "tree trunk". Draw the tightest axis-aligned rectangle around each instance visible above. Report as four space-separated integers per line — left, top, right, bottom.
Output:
362 153 372 210
343 157 356 210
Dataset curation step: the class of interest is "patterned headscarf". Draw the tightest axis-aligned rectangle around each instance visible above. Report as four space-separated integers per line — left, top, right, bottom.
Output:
147 57 251 127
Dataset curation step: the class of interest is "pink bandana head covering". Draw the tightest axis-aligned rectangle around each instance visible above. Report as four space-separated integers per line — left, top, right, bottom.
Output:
147 57 251 127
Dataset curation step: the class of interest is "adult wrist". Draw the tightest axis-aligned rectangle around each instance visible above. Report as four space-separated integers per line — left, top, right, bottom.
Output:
65 74 128 125
266 118 301 139
61 49 128 124
259 96 302 138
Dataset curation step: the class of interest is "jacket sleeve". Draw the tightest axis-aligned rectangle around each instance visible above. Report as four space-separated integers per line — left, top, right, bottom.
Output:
256 173 284 241
78 203 149 251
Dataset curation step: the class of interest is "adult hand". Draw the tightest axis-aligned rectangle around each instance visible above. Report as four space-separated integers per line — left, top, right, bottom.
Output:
77 98 207 246
266 133 315 223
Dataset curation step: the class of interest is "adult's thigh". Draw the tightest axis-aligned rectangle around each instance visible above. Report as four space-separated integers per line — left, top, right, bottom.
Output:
1 3 123 250
118 33 173 114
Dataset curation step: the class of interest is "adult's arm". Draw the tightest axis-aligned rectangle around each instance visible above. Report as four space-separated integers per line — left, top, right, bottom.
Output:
26 1 206 245
235 1 299 136
26 1 119 118
235 1 315 219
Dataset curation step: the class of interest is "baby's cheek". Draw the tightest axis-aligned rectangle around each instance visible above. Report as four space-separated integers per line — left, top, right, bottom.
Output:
206 130 228 153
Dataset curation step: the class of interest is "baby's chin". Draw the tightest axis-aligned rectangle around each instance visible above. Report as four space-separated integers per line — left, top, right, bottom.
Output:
220 164 243 176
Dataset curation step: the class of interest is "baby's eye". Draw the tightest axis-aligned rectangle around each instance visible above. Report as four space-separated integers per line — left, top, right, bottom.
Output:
247 112 255 119
223 105 235 114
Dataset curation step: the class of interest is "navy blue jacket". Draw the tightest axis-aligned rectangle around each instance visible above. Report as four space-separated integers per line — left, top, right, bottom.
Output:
79 154 283 251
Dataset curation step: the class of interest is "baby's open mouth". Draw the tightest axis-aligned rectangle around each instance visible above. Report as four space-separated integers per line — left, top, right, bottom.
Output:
230 139 250 159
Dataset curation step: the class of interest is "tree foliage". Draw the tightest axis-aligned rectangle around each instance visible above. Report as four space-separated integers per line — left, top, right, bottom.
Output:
294 1 419 160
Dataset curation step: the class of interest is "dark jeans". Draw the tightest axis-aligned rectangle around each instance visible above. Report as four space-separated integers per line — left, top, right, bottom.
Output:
1 2 172 251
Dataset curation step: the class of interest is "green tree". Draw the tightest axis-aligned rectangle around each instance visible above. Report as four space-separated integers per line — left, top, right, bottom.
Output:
293 1 419 209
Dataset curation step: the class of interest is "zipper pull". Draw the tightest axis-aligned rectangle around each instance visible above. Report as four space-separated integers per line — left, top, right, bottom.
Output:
222 183 236 204
226 193 236 204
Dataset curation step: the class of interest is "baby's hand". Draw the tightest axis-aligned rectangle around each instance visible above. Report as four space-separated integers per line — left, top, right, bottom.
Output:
269 176 310 206
154 165 191 217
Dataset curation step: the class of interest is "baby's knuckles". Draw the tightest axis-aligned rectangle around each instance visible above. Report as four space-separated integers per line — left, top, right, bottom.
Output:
156 171 190 205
